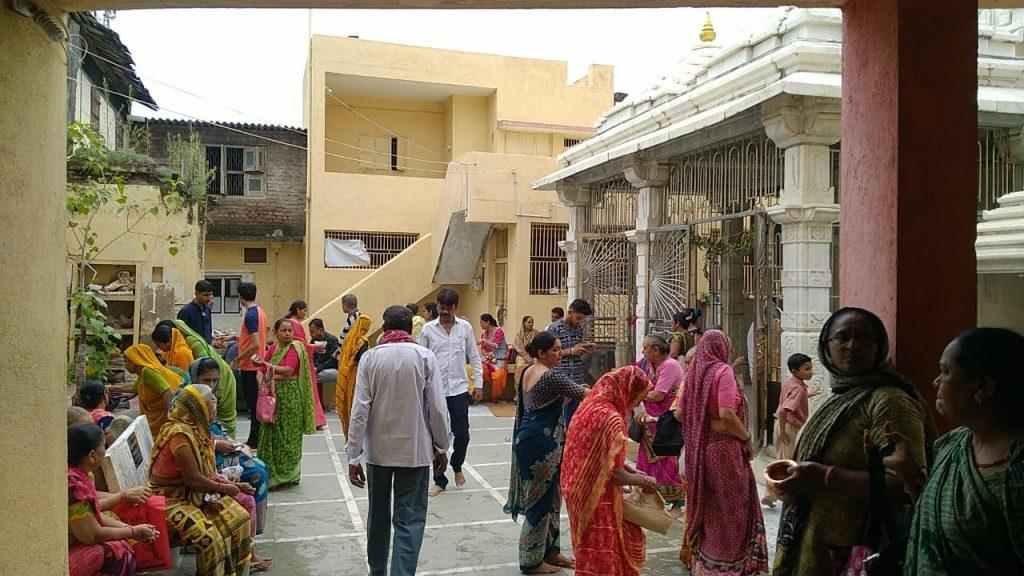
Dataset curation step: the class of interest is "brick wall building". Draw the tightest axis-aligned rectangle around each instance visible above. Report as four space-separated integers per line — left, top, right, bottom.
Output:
136 118 309 328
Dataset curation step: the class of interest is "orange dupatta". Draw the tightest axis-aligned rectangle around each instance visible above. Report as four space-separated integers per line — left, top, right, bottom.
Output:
561 365 651 575
164 328 195 372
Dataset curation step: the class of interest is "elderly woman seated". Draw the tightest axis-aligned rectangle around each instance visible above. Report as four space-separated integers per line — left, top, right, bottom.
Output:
148 384 253 576
189 357 273 571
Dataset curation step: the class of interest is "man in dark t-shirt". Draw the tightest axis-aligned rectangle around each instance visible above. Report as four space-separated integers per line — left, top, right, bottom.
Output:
177 279 215 344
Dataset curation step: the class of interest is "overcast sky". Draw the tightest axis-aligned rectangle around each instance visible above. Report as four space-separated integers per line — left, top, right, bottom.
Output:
108 7 780 128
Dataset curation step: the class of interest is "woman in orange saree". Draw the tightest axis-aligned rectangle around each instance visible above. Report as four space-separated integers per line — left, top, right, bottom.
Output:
561 365 658 576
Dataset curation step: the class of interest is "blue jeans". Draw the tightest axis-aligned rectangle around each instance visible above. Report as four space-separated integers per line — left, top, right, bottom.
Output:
434 392 470 489
366 465 430 576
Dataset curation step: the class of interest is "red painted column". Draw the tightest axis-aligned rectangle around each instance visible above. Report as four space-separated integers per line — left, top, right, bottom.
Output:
841 0 977 431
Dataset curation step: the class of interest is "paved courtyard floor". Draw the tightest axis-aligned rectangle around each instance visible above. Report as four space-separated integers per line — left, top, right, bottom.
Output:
163 406 780 575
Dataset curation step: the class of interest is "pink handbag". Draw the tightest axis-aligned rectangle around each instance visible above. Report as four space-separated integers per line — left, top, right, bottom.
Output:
256 378 277 423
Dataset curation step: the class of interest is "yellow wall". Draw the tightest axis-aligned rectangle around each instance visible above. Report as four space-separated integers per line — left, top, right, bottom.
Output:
67 184 203 310
0 10 69 575
324 95 449 178
306 172 445 311
306 36 609 339
204 240 305 325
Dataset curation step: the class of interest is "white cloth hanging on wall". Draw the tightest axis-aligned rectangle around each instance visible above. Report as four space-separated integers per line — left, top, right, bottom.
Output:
325 238 371 267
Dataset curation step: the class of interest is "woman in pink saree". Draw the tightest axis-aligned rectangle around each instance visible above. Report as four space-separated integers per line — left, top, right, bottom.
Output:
286 300 327 429
680 330 767 575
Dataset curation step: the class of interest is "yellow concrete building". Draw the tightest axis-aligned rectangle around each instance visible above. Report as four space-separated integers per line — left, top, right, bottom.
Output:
304 35 614 341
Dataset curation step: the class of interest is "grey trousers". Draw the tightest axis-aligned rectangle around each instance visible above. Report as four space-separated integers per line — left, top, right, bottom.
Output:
366 464 430 576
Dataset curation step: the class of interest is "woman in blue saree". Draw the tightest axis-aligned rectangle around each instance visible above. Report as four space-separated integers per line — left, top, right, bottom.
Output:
505 331 587 574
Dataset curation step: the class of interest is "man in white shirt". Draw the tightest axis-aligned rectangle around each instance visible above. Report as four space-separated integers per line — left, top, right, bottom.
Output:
347 305 450 576
417 287 483 497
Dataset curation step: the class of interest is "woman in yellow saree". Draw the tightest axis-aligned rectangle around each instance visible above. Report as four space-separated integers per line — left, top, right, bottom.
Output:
149 384 252 576
335 314 371 437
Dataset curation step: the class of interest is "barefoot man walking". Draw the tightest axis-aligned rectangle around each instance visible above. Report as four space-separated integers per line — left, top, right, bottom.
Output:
417 287 483 497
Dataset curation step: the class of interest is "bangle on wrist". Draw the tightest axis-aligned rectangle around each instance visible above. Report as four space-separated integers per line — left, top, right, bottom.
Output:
128 526 135 539
824 465 837 489
120 491 127 505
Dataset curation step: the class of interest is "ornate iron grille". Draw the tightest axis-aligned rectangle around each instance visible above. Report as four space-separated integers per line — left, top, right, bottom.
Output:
665 133 783 224
646 228 690 333
582 177 638 234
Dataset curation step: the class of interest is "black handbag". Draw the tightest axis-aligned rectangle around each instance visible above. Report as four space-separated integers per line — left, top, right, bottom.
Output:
651 411 684 456
627 413 646 443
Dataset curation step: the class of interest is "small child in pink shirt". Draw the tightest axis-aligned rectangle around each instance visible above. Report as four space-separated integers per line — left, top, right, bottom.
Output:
762 353 820 507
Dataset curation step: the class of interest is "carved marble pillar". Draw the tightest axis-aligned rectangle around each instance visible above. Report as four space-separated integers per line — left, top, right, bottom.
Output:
763 96 841 413
624 156 671 356
557 179 590 305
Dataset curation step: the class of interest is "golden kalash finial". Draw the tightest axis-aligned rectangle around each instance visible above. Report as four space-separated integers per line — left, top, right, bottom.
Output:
700 11 717 42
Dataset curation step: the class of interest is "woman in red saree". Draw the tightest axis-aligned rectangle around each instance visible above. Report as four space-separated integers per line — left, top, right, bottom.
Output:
286 300 327 429
680 330 767 576
561 365 657 576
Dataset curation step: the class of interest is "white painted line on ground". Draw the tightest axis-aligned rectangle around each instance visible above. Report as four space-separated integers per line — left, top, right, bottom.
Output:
418 562 519 575
255 531 362 544
321 425 368 562
256 517 522 543
648 546 680 554
462 463 507 506
472 441 511 447
268 498 346 508
467 461 511 468
301 451 331 456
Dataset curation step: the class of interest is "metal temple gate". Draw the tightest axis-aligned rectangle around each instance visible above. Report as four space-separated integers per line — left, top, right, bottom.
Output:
580 177 638 377
656 132 785 446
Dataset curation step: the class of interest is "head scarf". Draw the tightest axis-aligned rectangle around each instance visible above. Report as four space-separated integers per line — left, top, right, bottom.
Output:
187 357 219 391
175 319 238 438
149 384 216 507
124 344 183 388
774 308 938 576
680 331 735 542
562 366 651 548
163 328 195 372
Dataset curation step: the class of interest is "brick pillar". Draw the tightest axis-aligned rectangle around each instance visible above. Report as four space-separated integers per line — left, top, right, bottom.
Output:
842 0 977 430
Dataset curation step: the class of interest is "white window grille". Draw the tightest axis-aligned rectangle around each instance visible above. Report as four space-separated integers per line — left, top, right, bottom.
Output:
206 276 242 315
206 145 266 196
323 231 417 269
530 223 568 295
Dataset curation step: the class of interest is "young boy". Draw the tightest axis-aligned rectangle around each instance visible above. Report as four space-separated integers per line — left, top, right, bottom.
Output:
763 352 820 507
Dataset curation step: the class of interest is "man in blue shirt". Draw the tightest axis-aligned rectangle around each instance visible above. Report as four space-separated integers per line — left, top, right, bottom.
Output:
547 298 595 426
176 279 215 344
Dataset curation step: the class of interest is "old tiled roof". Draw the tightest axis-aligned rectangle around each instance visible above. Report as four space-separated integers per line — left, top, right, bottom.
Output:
137 117 306 133
71 12 157 110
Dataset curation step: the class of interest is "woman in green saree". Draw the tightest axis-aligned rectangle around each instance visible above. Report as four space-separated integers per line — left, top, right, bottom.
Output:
170 319 238 437
871 327 1024 575
251 318 316 490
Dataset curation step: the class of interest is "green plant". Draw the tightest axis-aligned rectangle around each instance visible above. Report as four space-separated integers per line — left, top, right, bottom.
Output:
66 121 190 386
692 228 754 280
165 128 214 200
108 148 154 167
